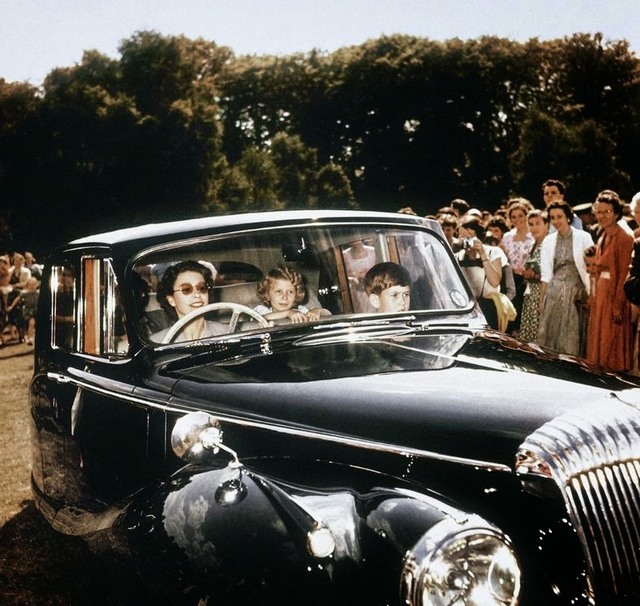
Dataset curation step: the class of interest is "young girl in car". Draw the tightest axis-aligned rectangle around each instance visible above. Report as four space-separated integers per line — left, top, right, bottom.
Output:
254 266 325 323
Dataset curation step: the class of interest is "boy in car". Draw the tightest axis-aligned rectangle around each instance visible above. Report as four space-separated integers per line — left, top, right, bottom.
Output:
364 262 411 313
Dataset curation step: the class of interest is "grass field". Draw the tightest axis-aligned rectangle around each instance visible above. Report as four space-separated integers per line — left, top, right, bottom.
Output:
0 346 101 604
0 344 34 525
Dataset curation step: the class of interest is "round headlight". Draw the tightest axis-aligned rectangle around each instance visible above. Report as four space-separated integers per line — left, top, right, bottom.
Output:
401 515 521 606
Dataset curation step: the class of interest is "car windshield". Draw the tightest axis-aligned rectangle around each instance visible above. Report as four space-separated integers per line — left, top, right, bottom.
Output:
131 223 471 345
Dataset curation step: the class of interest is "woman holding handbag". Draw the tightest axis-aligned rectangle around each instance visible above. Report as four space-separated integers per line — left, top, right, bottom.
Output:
538 202 593 356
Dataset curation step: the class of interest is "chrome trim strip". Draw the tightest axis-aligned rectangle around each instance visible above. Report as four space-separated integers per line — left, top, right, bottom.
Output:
50 371 511 473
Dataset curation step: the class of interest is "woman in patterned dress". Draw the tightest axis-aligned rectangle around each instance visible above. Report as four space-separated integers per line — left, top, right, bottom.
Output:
519 210 549 343
501 199 534 334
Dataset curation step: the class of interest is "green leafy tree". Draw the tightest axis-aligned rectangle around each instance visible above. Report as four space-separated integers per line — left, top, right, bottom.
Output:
0 79 41 248
270 132 319 207
2 30 639 252
317 163 356 209
12 32 230 247
532 33 640 198
235 146 280 210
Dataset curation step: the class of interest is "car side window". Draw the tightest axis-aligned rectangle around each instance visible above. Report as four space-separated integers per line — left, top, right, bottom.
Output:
51 264 77 350
51 259 128 357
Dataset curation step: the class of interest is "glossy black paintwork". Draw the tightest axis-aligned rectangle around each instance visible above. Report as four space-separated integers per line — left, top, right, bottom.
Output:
30 210 640 604
114 461 454 605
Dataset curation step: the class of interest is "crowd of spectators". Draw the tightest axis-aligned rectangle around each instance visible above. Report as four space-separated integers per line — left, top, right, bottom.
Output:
429 180 640 374
0 250 41 346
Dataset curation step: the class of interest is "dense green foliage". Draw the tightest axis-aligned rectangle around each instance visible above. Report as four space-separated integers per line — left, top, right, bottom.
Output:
0 31 638 252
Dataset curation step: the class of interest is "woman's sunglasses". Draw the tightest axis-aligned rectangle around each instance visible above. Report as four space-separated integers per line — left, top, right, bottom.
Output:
173 282 208 296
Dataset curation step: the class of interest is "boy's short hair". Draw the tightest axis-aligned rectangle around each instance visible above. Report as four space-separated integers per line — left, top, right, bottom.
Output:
257 265 306 305
364 262 411 296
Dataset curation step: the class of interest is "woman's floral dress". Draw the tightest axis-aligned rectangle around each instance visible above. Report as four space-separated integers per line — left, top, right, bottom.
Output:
519 241 543 343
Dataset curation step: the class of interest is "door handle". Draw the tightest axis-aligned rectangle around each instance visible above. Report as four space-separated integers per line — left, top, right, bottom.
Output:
46 372 71 384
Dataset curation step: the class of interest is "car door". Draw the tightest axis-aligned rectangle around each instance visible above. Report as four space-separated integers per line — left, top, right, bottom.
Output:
31 252 169 513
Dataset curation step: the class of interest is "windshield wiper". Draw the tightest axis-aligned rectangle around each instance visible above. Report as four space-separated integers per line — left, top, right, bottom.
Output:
159 332 272 372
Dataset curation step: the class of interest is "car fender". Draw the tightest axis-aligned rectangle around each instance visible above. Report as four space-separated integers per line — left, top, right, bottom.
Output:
112 459 474 604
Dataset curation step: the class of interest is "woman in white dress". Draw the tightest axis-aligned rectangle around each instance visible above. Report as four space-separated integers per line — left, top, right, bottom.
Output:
537 202 592 356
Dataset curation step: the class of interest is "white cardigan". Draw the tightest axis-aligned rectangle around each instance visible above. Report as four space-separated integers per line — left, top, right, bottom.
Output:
539 227 593 294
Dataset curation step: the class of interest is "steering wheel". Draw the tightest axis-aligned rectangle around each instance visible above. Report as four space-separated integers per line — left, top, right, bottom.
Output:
162 302 270 344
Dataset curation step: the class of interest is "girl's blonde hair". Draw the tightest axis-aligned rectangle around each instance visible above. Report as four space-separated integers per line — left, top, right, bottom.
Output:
257 266 306 305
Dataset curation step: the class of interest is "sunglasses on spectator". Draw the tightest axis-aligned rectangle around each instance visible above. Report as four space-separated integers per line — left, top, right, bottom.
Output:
173 282 208 295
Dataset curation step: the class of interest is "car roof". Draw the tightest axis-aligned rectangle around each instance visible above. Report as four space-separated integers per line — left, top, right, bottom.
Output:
68 209 436 250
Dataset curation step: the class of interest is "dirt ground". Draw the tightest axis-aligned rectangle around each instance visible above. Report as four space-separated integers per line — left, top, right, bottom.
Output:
0 345 103 605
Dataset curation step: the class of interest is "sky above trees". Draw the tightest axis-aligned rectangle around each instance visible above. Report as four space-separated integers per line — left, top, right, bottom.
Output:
0 0 638 86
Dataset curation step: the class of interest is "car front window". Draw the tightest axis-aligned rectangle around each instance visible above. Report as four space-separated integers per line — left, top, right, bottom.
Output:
131 223 472 345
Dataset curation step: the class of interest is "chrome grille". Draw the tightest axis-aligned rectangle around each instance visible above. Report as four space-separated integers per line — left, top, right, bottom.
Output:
519 400 640 602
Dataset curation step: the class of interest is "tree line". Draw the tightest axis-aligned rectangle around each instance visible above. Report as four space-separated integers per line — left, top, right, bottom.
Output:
0 30 638 253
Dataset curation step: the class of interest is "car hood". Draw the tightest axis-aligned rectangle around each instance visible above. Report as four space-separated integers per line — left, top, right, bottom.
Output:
166 329 640 469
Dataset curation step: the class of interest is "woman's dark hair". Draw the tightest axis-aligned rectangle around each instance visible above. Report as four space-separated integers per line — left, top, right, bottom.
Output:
450 199 470 216
459 216 486 241
487 217 508 235
547 201 574 222
156 260 215 318
542 179 566 196
595 189 624 220
527 209 549 224
438 213 458 229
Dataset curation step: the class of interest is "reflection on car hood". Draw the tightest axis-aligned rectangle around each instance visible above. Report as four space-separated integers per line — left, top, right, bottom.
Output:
168 330 640 468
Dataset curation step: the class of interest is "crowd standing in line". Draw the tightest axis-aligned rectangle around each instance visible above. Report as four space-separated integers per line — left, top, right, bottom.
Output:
432 180 640 374
0 251 41 345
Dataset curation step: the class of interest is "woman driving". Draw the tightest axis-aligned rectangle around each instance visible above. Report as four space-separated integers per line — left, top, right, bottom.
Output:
151 260 228 342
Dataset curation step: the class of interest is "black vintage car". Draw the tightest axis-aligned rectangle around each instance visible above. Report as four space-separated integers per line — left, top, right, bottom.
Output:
30 209 640 605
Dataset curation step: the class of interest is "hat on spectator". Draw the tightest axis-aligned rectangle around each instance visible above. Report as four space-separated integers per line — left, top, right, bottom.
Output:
572 202 593 215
